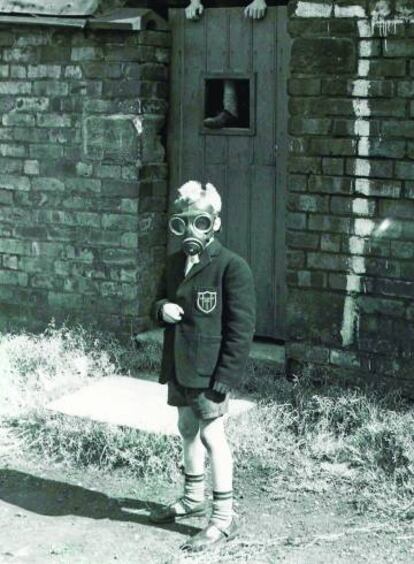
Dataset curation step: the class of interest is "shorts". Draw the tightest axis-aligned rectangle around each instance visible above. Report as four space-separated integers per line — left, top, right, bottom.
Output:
167 376 229 420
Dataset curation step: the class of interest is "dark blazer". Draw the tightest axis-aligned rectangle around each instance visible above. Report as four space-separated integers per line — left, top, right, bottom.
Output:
153 239 256 389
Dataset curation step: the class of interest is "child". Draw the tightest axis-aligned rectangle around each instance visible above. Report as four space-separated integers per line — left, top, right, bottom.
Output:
150 180 256 552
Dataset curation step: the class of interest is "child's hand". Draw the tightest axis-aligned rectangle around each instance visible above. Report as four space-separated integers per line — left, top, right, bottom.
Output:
185 0 204 20
162 302 184 324
244 0 267 19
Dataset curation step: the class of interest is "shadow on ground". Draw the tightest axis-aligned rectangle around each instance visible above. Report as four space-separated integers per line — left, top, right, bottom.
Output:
0 468 200 536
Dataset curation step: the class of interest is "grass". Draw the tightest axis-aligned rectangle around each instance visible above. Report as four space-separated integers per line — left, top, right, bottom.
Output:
1 322 414 520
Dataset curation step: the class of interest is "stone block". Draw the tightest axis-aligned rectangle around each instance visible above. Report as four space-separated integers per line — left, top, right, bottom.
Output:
0 81 31 95
37 113 72 128
82 114 141 162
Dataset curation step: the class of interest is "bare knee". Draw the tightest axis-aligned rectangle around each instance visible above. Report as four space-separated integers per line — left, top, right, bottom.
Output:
199 418 224 451
178 408 200 439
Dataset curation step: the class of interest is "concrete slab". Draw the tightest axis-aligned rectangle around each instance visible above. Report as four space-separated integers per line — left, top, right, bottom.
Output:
46 376 255 436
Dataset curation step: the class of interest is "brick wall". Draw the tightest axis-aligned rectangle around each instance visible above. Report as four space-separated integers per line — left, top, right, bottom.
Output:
286 0 414 393
0 24 170 338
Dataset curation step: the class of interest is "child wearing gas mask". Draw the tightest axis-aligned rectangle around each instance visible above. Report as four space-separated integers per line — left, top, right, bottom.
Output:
151 181 255 552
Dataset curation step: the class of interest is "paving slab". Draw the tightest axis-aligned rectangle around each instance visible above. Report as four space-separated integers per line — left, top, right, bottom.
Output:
46 376 255 436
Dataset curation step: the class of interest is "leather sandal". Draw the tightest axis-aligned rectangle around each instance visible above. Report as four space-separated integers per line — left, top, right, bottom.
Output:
149 500 207 524
180 517 239 552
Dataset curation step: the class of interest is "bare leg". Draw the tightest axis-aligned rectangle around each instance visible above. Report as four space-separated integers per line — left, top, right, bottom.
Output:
223 79 238 118
178 406 205 475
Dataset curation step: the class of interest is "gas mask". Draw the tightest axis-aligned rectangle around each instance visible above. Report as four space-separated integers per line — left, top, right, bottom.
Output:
169 203 220 256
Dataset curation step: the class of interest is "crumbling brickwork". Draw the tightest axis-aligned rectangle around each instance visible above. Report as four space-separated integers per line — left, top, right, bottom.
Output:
287 0 414 393
0 24 170 337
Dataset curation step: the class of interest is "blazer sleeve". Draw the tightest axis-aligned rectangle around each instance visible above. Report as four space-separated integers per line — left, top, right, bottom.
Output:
213 255 256 388
152 266 169 326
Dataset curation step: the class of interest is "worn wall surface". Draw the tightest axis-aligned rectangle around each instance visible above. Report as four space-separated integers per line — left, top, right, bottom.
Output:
0 24 170 337
287 0 414 392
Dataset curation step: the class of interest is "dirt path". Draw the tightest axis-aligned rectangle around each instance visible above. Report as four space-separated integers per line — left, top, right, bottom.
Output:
0 457 413 564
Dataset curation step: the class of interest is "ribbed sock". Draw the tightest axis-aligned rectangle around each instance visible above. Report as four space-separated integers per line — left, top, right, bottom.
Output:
173 472 205 515
210 490 233 529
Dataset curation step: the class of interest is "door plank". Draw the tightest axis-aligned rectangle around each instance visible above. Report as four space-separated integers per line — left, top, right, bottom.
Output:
251 165 277 336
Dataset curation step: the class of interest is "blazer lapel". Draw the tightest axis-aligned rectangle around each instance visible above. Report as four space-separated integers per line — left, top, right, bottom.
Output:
180 239 222 284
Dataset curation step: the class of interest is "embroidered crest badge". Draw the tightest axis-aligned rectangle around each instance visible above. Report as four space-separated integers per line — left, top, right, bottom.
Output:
196 290 217 314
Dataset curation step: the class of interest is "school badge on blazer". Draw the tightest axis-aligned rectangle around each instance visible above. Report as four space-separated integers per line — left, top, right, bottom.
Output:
196 290 217 314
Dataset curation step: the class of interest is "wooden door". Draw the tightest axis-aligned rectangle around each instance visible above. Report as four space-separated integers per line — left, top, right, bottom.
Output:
168 7 289 339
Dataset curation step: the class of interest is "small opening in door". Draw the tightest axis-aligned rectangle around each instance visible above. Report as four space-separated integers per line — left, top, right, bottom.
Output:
204 79 250 130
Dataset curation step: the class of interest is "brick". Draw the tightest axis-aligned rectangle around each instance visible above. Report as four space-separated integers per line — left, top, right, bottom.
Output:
27 65 61 79
123 62 168 81
0 270 28 286
332 118 382 137
95 164 122 179
0 32 13 46
287 231 319 250
2 113 35 127
40 46 71 63
397 81 414 98
396 161 414 180
0 64 9 78
64 65 83 79
0 239 30 255
31 178 65 192
289 193 329 213
289 343 330 364
354 178 401 198
288 19 329 37
365 139 405 159
287 212 307 230
120 232 138 248
37 113 72 128
71 47 104 61
307 252 349 272
346 158 393 178
364 99 406 118
375 279 414 299
15 32 49 47
309 175 353 194
0 82 31 95
102 180 138 198
66 177 102 194
83 62 122 78
0 175 30 191
1 158 23 174
70 81 102 97
15 97 49 112
330 349 360 368
29 144 64 159
102 213 137 231
0 189 13 205
288 156 321 174
288 78 321 96
322 158 344 175
308 215 351 233
287 250 305 269
369 58 406 77
382 120 414 138
291 38 355 74
33 81 69 96
48 291 83 309
384 40 414 57
14 127 49 143
289 117 331 135
391 241 414 259
309 138 356 156
10 65 26 79
289 97 355 117
288 174 308 193
358 296 405 317
102 248 136 265
3 48 37 62
379 199 414 219
321 234 341 252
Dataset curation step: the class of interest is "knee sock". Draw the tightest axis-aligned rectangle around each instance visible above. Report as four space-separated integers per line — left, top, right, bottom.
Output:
174 472 205 514
210 490 233 529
